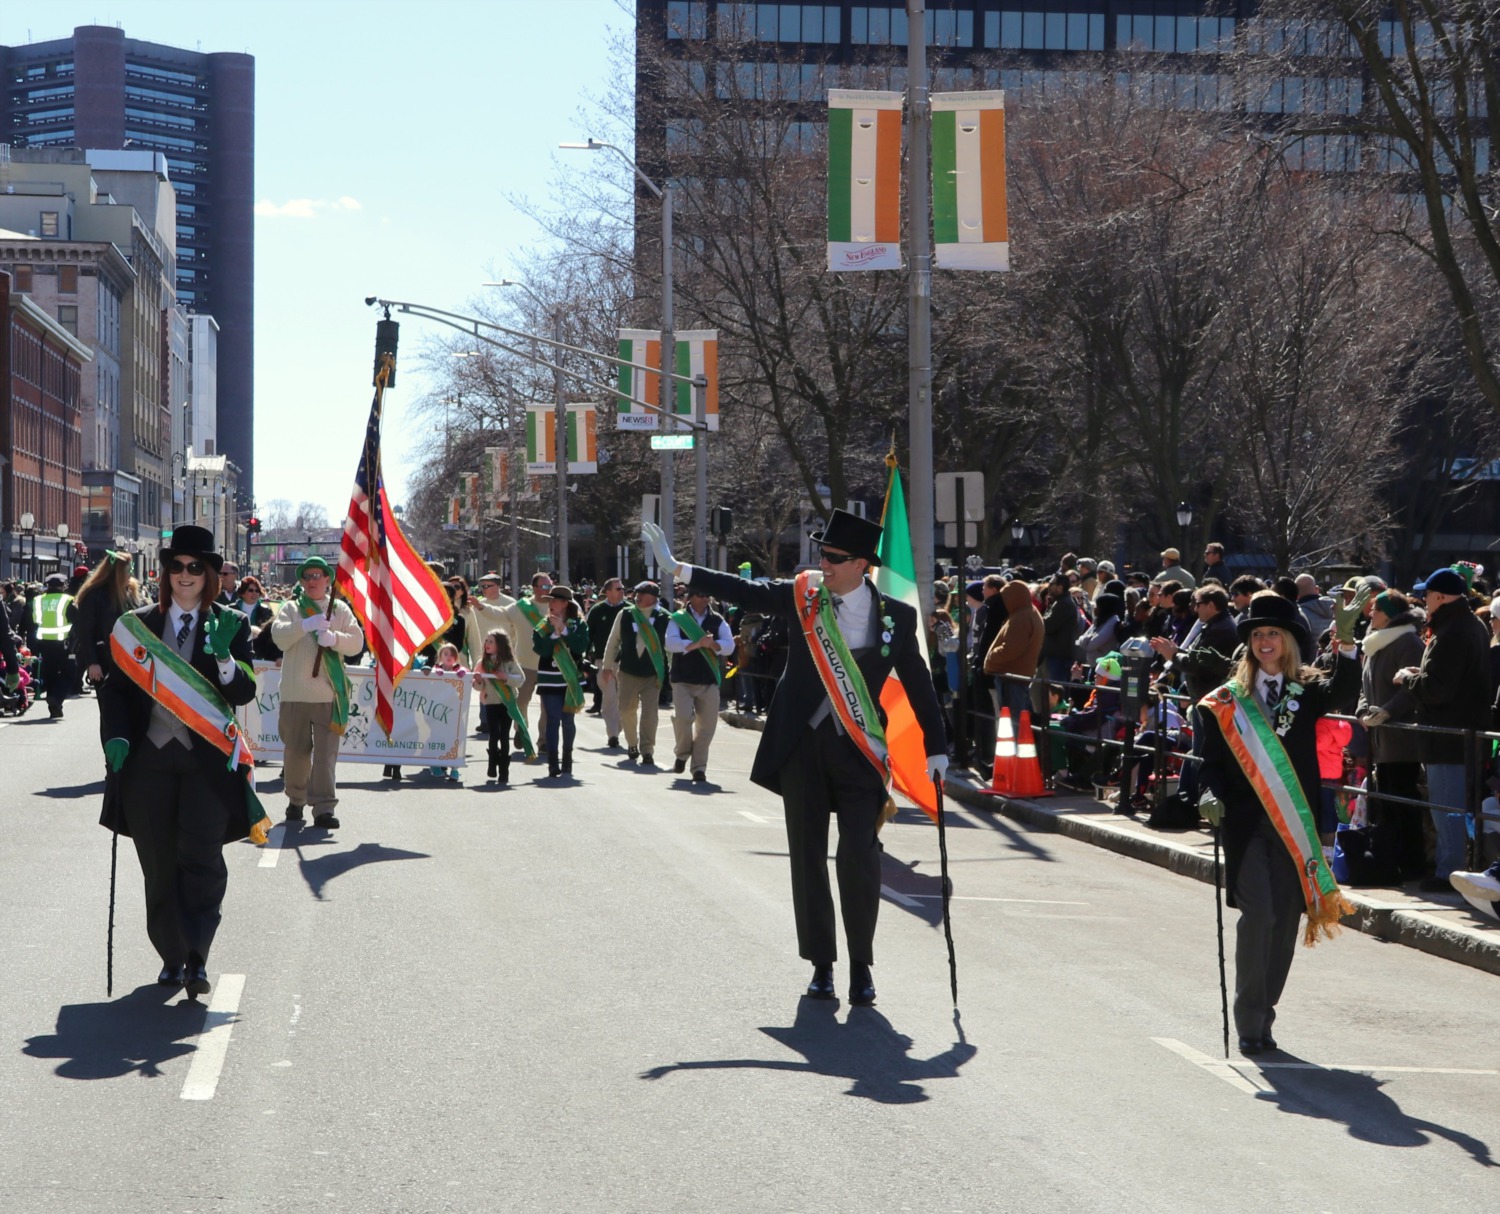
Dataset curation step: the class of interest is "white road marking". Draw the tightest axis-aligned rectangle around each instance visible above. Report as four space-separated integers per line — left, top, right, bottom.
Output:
908 895 1090 905
880 884 922 907
738 810 780 825
180 973 246 1101
1153 1037 1276 1095
1153 1037 1497 1092
258 823 287 868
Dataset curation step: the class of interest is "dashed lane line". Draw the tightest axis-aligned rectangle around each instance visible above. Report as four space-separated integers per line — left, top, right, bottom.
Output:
180 973 246 1101
258 822 288 868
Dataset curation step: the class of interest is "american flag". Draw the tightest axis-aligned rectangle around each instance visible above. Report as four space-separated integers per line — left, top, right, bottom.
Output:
337 368 453 736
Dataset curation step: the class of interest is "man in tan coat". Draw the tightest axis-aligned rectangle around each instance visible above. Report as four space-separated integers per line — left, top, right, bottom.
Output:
270 557 364 829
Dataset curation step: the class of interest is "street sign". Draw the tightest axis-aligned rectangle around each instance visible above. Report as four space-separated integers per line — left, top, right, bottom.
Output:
934 471 984 523
943 522 978 548
160 528 172 539
650 434 695 450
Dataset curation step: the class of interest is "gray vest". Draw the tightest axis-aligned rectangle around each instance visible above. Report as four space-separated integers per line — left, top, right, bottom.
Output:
146 610 197 749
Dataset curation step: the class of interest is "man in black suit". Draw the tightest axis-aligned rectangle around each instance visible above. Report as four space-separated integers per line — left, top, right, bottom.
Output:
99 524 259 998
643 511 948 1006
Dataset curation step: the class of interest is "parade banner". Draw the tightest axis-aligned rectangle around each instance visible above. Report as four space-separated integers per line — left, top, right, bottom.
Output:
615 330 720 432
485 446 539 510
931 91 1009 271
526 403 598 474
827 89 903 272
239 664 473 766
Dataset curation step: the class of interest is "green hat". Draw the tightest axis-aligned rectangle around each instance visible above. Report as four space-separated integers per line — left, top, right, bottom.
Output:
1095 652 1123 682
298 556 333 577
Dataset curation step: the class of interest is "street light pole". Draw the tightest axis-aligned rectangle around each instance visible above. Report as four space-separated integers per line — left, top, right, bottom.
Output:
907 0 935 611
560 138 676 602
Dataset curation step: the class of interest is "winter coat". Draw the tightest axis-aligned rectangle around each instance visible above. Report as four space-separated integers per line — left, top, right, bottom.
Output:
1039 591 1080 662
1174 609 1240 704
984 581 1044 679
1077 615 1121 667
1355 610 1427 765
1404 599 1493 764
969 594 1007 676
1299 594 1336 650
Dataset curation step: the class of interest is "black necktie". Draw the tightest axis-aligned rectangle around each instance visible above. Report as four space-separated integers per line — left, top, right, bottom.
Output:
1265 678 1281 709
831 595 843 608
177 613 193 649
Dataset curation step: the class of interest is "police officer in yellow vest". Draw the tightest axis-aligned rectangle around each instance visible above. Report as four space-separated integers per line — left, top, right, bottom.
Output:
30 572 76 719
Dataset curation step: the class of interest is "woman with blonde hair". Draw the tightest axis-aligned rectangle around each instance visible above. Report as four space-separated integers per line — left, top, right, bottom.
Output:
1197 589 1365 1056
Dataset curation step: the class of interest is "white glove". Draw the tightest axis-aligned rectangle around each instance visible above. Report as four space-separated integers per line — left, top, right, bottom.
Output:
316 628 337 648
927 754 949 784
300 614 324 633
641 521 680 578
1359 707 1391 728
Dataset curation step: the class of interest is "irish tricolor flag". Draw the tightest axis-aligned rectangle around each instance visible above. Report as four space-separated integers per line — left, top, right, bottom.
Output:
526 404 598 474
931 90 1009 272
827 89 903 272
615 329 719 432
875 454 939 821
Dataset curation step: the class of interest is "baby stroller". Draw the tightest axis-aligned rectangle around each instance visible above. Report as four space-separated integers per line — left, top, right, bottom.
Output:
0 643 33 717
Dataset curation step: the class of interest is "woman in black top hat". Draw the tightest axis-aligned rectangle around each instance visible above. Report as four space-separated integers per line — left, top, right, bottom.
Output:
1197 589 1364 1056
98 524 259 999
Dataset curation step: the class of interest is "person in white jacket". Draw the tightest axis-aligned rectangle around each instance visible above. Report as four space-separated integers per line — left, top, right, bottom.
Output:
270 557 365 829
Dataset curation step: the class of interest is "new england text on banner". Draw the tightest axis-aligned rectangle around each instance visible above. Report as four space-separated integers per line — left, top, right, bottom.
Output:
827 89 903 272
931 90 1009 272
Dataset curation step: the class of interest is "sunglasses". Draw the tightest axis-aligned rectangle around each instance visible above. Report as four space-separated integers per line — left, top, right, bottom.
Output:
818 549 857 565
169 559 206 576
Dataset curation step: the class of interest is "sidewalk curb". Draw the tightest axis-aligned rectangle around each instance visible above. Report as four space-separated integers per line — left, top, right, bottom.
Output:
943 779 1500 979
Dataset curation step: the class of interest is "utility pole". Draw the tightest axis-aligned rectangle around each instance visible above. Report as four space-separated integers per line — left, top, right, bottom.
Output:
553 307 569 584
907 0 935 614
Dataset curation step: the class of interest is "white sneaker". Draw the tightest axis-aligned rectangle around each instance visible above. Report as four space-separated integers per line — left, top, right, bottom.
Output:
1448 864 1500 920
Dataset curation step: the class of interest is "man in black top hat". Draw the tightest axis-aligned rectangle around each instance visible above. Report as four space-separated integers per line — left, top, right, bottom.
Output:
643 510 947 1006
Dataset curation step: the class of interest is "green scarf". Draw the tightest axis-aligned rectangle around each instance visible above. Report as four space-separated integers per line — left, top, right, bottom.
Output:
669 608 721 685
628 605 666 683
299 594 350 733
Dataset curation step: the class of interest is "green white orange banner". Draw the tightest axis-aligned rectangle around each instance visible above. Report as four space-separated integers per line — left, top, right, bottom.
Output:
615 329 719 432
526 403 598 474
931 90 1009 271
827 89 904 272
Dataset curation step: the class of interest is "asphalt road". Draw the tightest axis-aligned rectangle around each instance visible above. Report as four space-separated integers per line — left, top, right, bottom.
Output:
2 697 1497 1213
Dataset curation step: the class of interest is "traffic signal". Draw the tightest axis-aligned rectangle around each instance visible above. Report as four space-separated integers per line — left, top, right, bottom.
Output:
712 506 732 537
247 516 261 537
374 317 400 387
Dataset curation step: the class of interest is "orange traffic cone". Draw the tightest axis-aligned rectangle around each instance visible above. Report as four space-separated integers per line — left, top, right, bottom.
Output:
1012 710 1052 798
981 708 1015 796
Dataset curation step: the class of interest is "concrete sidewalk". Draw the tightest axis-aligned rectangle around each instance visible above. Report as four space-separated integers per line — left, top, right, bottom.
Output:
722 709 1500 978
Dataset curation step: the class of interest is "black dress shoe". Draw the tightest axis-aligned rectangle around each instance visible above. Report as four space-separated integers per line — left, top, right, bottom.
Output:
285 804 304 821
1238 1036 1265 1056
157 964 186 987
312 812 339 830
628 747 639 762
849 964 876 1007
641 754 655 767
805 965 836 1000
1262 1033 1277 1051
185 965 211 998
607 736 620 748
674 757 688 774
692 771 707 784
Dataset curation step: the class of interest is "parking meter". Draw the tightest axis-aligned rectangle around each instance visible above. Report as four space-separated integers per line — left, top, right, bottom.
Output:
1117 638 1155 720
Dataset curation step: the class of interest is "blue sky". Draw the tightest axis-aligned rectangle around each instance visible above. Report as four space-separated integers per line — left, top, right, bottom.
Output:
0 0 630 518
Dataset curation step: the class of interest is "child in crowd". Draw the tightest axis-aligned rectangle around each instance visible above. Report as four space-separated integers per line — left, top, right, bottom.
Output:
475 629 526 783
428 642 466 783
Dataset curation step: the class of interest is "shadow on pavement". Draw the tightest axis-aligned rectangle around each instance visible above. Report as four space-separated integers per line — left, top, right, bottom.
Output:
34 779 106 799
22 984 207 1080
291 836 431 900
640 998 976 1104
1253 1057 1495 1167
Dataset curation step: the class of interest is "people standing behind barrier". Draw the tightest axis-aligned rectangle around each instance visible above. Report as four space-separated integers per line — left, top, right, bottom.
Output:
29 572 75 719
1153 547 1197 589
1197 589 1364 1057
70 550 143 689
666 586 734 784
984 579 1044 721
600 581 671 767
1392 567 1495 892
1228 575 1264 621
99 524 260 998
1202 542 1227 582
270 557 364 830
1354 590 1428 883
1039 573 1079 686
1073 590 1123 676
531 585 589 779
586 578 628 747
475 629 527 783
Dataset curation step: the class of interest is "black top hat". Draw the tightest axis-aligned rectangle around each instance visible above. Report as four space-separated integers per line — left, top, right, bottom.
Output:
808 508 883 568
159 524 224 573
1235 591 1309 649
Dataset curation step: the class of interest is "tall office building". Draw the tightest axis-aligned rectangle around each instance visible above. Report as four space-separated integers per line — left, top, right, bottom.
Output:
1 24 256 500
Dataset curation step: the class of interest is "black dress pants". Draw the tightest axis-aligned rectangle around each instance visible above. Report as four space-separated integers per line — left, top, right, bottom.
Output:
122 739 231 968
779 716 887 966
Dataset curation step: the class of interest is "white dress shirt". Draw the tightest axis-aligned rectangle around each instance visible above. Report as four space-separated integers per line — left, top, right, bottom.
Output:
168 600 236 684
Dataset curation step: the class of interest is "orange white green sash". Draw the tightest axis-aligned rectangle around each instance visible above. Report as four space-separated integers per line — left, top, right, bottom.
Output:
110 612 271 845
794 570 894 808
1202 682 1354 945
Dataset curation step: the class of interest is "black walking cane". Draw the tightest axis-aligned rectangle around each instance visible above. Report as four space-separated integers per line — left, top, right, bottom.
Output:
106 828 118 998
934 775 959 1009
1212 823 1229 1059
